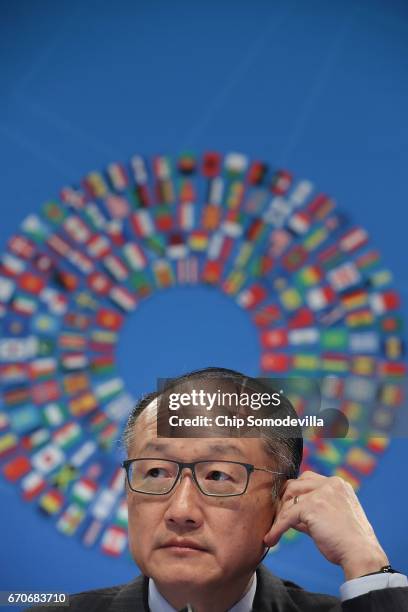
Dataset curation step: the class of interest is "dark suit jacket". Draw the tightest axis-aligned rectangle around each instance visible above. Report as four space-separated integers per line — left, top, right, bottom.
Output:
26 564 408 611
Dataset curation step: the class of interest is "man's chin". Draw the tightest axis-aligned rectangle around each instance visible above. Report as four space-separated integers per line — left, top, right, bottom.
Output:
147 551 221 588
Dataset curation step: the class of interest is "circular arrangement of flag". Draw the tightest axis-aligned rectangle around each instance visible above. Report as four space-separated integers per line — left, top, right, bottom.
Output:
0 152 405 558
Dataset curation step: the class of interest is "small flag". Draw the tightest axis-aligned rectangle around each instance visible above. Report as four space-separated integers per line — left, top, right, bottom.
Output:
60 353 89 371
90 355 115 376
261 329 288 349
32 444 65 474
189 230 208 251
43 402 67 427
260 353 290 372
105 194 130 219
21 470 46 501
96 309 124 331
86 234 111 259
103 254 129 282
122 243 147 271
369 291 400 314
69 392 98 417
8 235 36 259
63 372 90 395
152 259 175 288
39 488 65 515
253 304 282 327
58 333 87 351
131 210 155 237
236 284 267 310
306 286 336 311
1 254 25 277
57 503 85 535
12 294 38 316
109 286 138 312
63 215 92 243
101 526 128 556
339 227 368 253
327 262 361 292
71 478 99 505
94 378 124 403
87 271 112 296
53 422 82 449
0 276 15 301
3 455 31 481
345 447 376 475
28 357 57 380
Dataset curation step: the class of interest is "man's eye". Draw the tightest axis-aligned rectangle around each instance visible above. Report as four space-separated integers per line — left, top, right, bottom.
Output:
206 470 230 481
145 467 169 478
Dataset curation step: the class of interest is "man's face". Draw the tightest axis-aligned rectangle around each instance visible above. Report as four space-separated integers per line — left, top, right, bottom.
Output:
126 400 280 592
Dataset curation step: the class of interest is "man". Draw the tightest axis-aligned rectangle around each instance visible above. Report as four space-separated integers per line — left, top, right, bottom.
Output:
29 367 408 611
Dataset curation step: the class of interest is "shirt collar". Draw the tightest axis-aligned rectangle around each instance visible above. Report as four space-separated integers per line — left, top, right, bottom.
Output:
148 573 257 612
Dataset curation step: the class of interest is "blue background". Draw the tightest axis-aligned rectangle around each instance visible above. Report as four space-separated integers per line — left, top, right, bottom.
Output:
0 0 407 605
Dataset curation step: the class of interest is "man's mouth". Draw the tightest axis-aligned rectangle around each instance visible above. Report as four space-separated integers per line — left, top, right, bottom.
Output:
160 539 208 552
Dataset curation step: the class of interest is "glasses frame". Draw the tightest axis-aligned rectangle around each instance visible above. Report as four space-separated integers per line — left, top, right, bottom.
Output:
122 457 285 498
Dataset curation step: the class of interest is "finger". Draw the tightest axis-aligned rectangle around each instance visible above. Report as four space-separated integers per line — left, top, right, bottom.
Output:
280 478 323 504
264 503 305 547
296 470 327 483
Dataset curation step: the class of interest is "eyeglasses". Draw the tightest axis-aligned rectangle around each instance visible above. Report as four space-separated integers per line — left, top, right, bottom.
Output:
122 458 284 497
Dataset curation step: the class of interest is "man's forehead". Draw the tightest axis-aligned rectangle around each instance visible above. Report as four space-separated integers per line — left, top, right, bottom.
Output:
128 398 268 462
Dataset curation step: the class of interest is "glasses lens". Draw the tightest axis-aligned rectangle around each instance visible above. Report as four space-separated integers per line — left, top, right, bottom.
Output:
195 461 248 496
128 459 178 494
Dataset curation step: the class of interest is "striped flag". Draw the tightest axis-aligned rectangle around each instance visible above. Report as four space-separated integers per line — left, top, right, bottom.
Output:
86 234 111 259
53 422 82 449
109 286 137 312
28 357 57 380
122 243 147 271
94 378 124 403
39 488 65 515
60 353 89 371
152 259 175 288
131 210 155 237
71 478 99 505
21 470 47 501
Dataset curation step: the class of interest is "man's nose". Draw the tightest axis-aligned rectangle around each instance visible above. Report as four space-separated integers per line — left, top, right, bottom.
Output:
163 469 204 528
